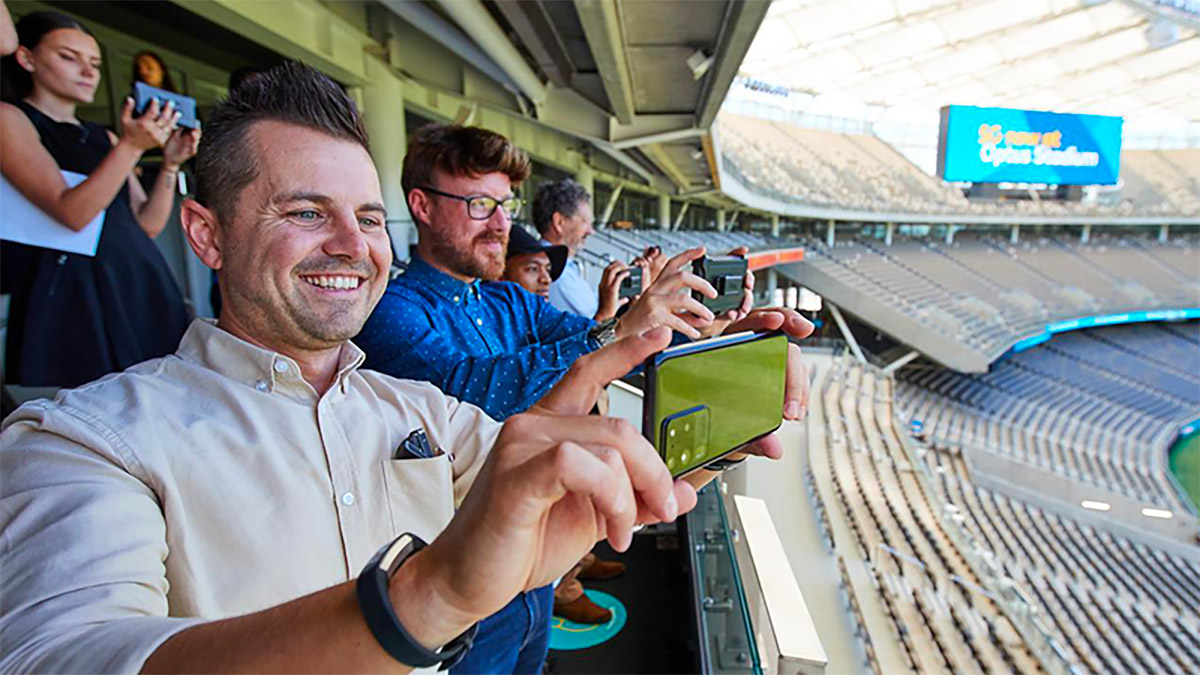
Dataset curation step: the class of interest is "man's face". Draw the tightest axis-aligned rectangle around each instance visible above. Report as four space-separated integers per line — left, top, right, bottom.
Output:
503 252 552 299
216 121 391 351
557 199 594 254
416 171 513 281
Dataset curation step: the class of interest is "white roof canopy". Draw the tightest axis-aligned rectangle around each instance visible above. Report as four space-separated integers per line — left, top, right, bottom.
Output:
741 0 1200 125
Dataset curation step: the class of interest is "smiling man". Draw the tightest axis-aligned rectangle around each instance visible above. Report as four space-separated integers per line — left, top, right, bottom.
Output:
356 122 815 672
0 63 722 674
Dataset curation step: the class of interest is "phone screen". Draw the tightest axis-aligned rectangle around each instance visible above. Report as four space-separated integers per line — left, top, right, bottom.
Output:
644 332 787 477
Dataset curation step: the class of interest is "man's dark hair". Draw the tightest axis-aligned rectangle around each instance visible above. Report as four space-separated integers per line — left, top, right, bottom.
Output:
532 179 591 236
401 123 531 208
194 61 370 221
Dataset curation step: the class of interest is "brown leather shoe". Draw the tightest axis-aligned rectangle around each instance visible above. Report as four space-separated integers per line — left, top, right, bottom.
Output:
554 593 613 624
577 557 626 581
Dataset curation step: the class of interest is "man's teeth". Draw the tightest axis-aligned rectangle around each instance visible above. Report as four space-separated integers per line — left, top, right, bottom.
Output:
303 275 361 289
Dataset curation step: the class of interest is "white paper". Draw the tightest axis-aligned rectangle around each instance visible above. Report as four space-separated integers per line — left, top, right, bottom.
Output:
0 170 105 257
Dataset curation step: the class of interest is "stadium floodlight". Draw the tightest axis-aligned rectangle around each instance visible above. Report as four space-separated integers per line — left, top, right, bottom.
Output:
1141 508 1174 519
1080 500 1112 511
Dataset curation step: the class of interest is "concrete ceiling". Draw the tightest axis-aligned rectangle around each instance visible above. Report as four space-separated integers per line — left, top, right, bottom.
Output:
484 0 771 198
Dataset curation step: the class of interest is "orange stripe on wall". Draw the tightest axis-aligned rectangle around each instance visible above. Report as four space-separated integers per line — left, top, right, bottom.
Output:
747 247 805 271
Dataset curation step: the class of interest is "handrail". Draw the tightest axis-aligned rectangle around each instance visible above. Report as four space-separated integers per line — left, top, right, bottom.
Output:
731 493 829 674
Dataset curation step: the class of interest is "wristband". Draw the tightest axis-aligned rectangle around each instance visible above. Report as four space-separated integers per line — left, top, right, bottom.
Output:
356 533 478 670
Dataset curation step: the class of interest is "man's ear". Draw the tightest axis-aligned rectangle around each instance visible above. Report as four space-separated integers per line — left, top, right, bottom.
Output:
549 210 566 237
407 189 434 232
180 198 223 271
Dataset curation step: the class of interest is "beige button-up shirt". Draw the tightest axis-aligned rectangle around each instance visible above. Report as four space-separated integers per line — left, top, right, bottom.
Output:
0 320 501 673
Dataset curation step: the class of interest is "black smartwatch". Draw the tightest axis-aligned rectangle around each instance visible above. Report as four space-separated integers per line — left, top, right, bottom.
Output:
356 533 478 670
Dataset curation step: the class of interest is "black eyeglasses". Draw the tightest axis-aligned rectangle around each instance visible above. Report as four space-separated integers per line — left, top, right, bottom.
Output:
416 186 524 220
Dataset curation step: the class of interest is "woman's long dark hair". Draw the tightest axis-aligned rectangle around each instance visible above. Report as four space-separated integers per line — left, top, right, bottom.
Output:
132 50 176 93
0 11 93 103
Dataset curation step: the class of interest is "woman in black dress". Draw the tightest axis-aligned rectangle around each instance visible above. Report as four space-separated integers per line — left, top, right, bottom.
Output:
0 12 196 388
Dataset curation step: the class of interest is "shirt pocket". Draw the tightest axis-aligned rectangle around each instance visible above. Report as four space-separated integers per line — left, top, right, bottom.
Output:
380 455 455 544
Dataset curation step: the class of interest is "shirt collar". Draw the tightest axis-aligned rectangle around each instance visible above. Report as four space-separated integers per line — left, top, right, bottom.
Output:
404 255 481 305
176 318 366 402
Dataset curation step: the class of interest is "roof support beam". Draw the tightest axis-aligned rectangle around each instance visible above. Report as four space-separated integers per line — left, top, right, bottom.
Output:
613 127 706 150
598 184 624 225
640 143 692 191
491 0 574 87
881 350 921 377
697 0 772 128
672 202 691 230
575 0 636 124
828 304 867 366
590 139 654 183
434 0 548 107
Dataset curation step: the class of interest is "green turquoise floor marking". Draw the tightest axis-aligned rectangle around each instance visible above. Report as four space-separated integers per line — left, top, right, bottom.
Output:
548 590 627 650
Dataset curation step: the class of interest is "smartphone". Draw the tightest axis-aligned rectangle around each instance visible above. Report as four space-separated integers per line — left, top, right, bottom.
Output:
619 266 643 299
692 255 748 315
132 82 199 130
643 331 787 478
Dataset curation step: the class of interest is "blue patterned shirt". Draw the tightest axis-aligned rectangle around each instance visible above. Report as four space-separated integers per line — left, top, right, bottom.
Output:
357 256 598 420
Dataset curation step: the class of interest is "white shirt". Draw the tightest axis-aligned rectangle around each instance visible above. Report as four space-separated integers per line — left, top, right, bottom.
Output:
0 319 500 673
548 256 599 319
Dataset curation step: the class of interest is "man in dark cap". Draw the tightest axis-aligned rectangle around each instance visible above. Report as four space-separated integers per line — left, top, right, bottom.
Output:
500 226 568 300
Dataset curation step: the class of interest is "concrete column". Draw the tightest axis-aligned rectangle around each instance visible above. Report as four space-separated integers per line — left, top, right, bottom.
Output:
574 163 595 199
1159 223 1169 243
658 194 671 231
885 222 895 246
765 268 778 306
770 213 780 238
1010 223 1020 244
1080 223 1092 244
826 219 836 248
716 209 726 232
360 61 410 261
945 225 957 245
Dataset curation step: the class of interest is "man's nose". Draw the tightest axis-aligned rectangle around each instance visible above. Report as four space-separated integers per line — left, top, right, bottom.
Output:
325 212 370 260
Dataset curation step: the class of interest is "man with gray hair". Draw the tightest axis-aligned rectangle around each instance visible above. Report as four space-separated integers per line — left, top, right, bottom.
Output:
532 179 629 319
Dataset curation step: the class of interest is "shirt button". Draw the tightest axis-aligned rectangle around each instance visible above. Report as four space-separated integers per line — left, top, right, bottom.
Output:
254 380 269 392
476 318 483 326
341 492 355 507
453 295 460 303
274 360 289 373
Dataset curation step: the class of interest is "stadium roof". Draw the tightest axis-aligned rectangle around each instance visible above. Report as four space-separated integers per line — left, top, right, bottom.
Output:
739 0 1200 127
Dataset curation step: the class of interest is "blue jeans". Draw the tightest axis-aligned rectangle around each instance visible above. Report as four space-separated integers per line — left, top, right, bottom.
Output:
451 585 553 674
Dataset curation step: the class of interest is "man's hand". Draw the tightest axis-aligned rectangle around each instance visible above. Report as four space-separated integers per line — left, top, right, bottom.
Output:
616 247 717 340
641 246 668 285
406 328 695 643
678 307 814 492
594 260 631 321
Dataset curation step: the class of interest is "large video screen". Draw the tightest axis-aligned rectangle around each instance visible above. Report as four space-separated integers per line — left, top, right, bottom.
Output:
937 105 1123 185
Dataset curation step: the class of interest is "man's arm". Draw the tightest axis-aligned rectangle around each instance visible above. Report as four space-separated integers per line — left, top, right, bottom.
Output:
360 294 595 420
3 334 693 674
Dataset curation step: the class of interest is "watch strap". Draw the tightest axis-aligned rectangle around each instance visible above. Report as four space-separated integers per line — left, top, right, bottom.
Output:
356 534 478 671
588 317 619 348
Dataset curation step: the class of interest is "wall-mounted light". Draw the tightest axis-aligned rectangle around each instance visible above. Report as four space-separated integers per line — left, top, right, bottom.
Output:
687 49 714 80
